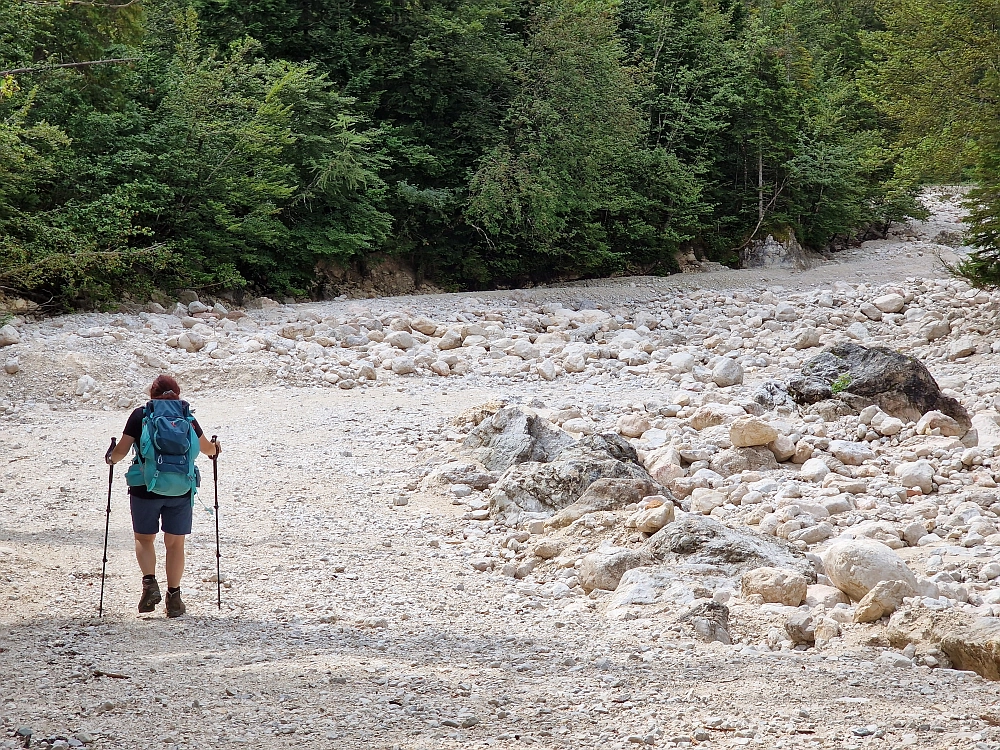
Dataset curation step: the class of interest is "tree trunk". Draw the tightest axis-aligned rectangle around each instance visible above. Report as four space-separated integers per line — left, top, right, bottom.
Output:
758 150 764 223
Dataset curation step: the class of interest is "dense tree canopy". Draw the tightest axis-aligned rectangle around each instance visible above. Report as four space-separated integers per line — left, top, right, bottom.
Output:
864 0 1000 285
2 0 993 307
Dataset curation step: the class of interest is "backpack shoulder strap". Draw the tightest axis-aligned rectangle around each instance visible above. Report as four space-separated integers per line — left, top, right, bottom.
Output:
134 402 155 467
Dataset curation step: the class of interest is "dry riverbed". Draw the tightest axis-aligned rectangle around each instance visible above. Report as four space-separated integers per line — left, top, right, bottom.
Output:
3 188 1000 750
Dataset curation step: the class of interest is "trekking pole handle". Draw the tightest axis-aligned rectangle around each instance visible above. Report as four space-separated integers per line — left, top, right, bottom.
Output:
211 435 219 460
105 437 117 465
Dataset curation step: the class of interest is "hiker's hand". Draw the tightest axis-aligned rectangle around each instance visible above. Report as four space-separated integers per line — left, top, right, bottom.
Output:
105 438 117 465
212 438 221 459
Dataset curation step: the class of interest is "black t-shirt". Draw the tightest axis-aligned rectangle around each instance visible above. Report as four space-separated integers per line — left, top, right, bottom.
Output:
124 402 203 499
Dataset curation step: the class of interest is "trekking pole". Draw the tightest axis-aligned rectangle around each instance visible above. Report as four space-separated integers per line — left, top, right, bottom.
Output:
211 436 221 610
100 437 116 617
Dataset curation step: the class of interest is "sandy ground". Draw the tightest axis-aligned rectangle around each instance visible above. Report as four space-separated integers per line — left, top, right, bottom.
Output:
3 189 1000 750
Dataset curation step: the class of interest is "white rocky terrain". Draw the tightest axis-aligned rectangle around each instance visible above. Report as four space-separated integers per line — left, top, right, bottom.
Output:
4 189 1000 749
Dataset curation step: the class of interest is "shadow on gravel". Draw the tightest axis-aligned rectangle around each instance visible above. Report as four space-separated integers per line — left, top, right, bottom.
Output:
0 525 116 548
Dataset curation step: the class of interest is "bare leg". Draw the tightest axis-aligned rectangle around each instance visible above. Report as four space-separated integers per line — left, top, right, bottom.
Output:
134 533 157 576
163 533 186 589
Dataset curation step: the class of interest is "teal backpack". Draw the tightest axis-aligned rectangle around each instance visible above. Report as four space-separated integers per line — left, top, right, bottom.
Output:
125 399 201 499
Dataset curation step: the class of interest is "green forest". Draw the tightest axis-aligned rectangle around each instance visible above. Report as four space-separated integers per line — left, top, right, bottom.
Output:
2 0 999 306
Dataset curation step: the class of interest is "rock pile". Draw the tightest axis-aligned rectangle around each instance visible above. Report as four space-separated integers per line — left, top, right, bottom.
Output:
395 279 1000 677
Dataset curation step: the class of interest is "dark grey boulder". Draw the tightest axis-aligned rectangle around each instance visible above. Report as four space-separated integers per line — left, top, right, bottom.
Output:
787 343 970 430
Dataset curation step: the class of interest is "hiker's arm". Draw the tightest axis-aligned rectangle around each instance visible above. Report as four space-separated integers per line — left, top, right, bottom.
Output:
107 435 134 464
199 433 220 457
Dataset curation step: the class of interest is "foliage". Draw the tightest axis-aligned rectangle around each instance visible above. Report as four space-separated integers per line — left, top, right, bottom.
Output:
0 0 956 305
865 0 1000 285
831 373 852 394
1 2 389 304
465 0 645 281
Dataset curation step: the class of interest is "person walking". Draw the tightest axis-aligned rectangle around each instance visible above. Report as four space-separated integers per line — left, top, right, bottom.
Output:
105 375 220 617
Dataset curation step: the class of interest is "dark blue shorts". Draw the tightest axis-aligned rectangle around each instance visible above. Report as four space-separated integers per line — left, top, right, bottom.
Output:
129 492 193 535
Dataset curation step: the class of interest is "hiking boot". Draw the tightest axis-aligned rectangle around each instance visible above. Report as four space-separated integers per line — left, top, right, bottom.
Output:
165 588 186 618
138 576 162 613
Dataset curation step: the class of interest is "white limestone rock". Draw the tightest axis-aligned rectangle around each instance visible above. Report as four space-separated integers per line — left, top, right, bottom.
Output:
874 293 905 313
741 567 808 606
729 417 779 448
823 540 919 602
894 460 934 494
0 325 20 347
800 457 830 482
712 358 744 387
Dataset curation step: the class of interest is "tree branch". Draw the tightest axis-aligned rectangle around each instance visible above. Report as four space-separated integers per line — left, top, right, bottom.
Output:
1 58 139 77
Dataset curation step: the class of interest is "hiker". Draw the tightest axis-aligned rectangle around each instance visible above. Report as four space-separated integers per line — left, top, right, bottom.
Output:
105 375 220 617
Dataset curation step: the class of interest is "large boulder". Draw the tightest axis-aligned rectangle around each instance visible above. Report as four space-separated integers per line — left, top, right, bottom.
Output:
578 548 643 592
486 433 656 524
729 417 778 447
464 406 577 472
643 515 815 579
787 343 970 432
887 609 1000 680
548 478 662 528
741 567 808 606
822 540 919 601
0 325 20 347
